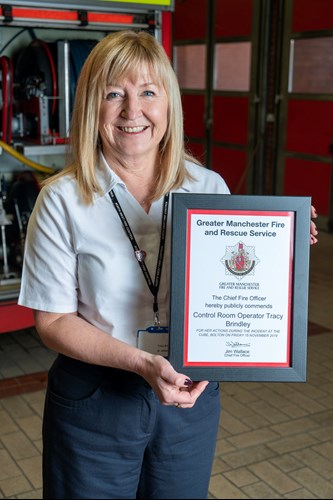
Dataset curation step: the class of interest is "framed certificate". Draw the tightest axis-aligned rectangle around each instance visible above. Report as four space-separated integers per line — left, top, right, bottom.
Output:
168 194 311 382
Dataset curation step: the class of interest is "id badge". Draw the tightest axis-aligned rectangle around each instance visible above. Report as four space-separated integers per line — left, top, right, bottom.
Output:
137 326 169 357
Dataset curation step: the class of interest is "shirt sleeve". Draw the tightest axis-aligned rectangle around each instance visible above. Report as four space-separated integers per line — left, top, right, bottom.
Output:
18 185 78 313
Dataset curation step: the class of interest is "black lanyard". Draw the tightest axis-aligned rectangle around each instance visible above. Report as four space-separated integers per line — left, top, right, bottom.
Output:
109 189 170 326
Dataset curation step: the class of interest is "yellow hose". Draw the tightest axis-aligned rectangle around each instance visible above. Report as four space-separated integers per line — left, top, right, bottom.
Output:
0 139 56 174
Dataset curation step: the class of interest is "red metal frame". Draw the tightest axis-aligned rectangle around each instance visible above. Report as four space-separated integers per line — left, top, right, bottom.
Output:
0 56 13 144
0 3 173 334
1 5 135 24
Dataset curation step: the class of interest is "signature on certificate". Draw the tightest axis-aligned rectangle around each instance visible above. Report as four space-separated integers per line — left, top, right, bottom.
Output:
226 341 251 347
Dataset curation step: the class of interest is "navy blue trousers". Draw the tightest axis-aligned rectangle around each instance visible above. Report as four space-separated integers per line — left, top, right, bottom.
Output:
42 355 221 499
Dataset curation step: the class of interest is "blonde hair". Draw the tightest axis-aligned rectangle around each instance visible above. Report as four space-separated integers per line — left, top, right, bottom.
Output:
45 30 199 204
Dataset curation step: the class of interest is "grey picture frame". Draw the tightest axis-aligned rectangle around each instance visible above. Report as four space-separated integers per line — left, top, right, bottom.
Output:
168 193 311 382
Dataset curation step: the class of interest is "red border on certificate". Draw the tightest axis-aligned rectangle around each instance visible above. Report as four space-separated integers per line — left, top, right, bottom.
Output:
183 209 294 368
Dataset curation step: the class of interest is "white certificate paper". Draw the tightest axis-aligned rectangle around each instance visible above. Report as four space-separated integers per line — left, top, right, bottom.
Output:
184 210 294 367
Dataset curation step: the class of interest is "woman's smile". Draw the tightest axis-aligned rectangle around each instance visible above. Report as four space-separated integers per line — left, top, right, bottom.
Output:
117 126 149 133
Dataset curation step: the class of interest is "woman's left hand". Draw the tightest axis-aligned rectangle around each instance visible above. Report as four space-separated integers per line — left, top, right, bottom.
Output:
310 205 318 245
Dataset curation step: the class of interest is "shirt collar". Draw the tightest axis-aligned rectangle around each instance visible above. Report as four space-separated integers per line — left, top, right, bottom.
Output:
95 152 193 198
94 151 125 198
180 175 194 193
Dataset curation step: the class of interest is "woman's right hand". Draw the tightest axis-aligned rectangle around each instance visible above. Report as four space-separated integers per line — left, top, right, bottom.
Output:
34 310 207 409
136 353 209 409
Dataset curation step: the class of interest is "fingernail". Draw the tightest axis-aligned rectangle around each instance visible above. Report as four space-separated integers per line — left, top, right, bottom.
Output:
184 378 193 386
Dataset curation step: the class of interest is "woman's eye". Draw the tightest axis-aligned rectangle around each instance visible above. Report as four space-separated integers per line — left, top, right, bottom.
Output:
104 92 121 100
143 90 155 97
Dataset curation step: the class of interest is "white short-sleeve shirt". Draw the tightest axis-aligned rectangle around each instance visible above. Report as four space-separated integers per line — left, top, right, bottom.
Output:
18 156 230 346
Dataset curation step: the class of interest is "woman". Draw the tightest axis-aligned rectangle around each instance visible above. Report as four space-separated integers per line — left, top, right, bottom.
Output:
18 30 318 500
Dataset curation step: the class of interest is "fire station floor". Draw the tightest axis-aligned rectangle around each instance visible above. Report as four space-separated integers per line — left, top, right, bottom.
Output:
0 231 332 499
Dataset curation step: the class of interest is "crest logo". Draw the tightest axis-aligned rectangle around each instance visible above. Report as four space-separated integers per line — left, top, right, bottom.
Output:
221 241 259 280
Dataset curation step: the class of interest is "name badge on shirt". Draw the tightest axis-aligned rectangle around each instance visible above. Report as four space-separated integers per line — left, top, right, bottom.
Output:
137 326 169 357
